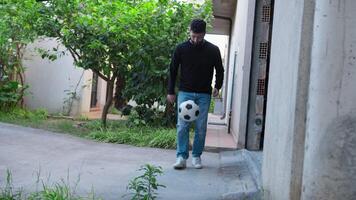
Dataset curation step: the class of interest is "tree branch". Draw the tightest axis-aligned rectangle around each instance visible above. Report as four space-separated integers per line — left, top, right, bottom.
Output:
54 30 81 62
92 69 109 82
67 47 79 63
110 67 119 82
67 46 81 62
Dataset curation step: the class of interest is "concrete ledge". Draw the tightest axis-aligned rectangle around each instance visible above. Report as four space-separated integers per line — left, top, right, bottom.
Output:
219 150 263 200
242 150 263 189
204 146 238 153
222 190 261 200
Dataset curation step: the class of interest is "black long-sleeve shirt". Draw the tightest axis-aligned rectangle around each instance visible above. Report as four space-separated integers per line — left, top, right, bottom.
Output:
168 40 224 95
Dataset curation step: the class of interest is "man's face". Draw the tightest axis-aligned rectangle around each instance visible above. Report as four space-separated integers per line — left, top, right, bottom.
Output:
190 31 205 45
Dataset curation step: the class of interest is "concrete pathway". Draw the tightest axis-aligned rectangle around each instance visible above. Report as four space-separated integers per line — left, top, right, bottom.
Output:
0 122 232 200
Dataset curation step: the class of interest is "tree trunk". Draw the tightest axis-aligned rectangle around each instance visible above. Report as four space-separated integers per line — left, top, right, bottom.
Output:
102 80 114 127
13 43 25 107
114 73 126 110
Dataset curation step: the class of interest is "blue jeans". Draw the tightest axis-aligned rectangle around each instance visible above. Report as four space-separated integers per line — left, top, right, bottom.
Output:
176 91 211 159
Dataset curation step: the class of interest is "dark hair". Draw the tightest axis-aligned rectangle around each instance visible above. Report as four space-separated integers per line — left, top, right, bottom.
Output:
190 19 206 33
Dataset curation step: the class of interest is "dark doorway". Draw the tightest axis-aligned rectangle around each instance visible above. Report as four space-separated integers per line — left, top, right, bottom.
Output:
246 0 274 150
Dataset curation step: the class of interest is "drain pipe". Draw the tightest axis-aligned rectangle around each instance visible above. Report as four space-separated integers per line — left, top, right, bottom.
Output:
228 51 238 133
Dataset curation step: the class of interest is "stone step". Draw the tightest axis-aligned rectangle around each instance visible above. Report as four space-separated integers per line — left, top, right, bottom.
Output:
219 150 262 200
242 150 263 190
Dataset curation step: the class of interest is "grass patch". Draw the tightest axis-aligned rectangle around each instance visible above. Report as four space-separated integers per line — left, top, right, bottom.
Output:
0 108 48 128
0 109 177 149
1 165 166 200
108 106 121 115
88 128 176 149
0 169 101 200
0 108 88 137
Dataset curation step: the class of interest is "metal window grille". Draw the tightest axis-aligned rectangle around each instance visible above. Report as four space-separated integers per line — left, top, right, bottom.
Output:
257 79 265 95
259 42 268 59
262 5 271 22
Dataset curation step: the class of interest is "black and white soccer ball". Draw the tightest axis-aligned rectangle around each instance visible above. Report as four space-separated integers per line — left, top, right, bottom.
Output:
178 100 200 122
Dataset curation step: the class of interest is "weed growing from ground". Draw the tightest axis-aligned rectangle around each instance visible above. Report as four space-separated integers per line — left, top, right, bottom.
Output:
125 164 165 200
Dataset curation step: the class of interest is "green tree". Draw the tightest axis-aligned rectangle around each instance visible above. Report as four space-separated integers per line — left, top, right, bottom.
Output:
0 0 40 110
37 0 146 126
36 0 212 127
123 0 213 126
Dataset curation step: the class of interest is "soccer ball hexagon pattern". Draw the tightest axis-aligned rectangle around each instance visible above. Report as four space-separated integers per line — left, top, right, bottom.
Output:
178 100 200 122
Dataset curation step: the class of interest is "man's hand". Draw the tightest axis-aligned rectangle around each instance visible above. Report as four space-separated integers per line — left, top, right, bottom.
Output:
167 94 176 104
212 88 219 97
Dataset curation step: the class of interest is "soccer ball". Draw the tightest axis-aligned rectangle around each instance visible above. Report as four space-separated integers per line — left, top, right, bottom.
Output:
178 100 200 122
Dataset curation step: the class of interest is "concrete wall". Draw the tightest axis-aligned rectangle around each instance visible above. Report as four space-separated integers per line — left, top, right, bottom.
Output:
262 0 314 199
301 0 356 199
263 0 356 199
23 38 106 116
226 0 256 148
79 70 94 113
96 74 107 109
23 38 84 114
78 70 107 113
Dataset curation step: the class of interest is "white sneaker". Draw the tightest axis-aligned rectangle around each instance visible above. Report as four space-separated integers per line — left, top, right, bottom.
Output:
173 157 186 169
192 157 203 169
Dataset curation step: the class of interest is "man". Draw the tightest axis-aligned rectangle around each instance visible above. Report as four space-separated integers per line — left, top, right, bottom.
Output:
167 19 224 169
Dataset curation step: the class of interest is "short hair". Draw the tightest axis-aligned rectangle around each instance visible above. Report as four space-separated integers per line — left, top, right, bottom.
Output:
190 19 206 33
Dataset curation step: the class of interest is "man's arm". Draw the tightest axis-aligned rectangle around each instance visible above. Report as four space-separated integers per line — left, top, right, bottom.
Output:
167 46 180 103
214 48 224 96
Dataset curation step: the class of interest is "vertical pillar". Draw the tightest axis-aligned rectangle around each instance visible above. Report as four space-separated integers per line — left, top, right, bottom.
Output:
262 0 315 199
301 0 356 199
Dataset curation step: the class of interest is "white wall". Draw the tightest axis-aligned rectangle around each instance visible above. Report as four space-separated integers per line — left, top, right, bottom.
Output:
23 38 92 115
262 0 315 199
301 0 356 199
226 0 256 147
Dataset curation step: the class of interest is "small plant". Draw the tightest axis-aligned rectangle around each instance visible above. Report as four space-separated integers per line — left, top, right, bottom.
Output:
31 108 48 120
0 79 28 111
127 109 147 127
0 169 24 200
62 72 85 116
126 164 165 200
126 106 176 128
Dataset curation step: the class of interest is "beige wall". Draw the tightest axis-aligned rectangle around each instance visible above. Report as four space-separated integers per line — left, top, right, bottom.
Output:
23 38 106 116
226 0 256 147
